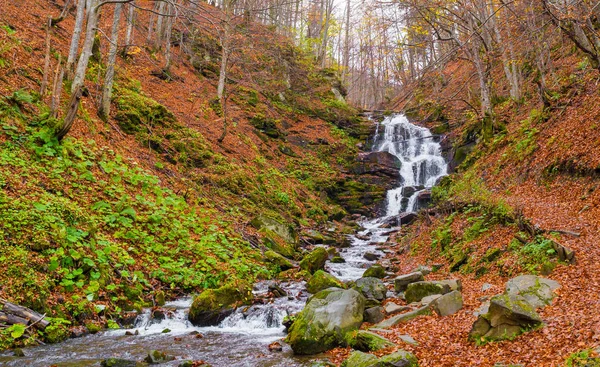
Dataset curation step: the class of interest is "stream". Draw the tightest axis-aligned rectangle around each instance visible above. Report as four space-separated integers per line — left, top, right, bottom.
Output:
0 114 447 367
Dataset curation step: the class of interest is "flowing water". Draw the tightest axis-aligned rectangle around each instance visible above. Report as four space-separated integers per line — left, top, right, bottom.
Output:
0 115 446 367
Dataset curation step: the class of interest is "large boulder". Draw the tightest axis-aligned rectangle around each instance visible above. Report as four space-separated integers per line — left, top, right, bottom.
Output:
469 293 542 342
404 281 451 304
299 247 328 274
346 330 396 352
251 215 298 258
430 291 463 316
188 282 252 326
341 351 379 367
372 305 431 329
286 288 366 355
363 306 385 324
363 264 386 279
353 151 402 179
505 275 560 309
354 277 388 301
306 270 346 294
394 272 424 292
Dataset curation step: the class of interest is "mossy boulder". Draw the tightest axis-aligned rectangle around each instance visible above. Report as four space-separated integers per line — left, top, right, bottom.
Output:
505 275 560 309
379 350 419 367
341 351 379 367
251 215 298 258
404 281 451 304
101 359 146 367
353 277 388 301
469 293 542 342
299 247 329 274
264 250 294 271
306 270 346 294
363 264 386 279
114 87 176 135
286 288 365 355
144 350 175 364
188 281 253 326
346 330 396 352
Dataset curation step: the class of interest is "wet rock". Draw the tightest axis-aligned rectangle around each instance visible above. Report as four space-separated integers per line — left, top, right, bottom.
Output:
12 348 25 357
101 358 145 367
384 302 410 315
303 230 337 245
402 186 423 198
268 341 283 352
118 311 139 327
363 264 386 279
330 256 346 263
70 325 89 338
404 281 451 303
363 252 380 261
353 151 402 179
394 272 424 292
430 291 463 316
354 277 388 301
145 350 176 364
282 314 296 333
347 330 396 352
306 270 346 294
299 247 328 274
364 306 385 324
264 250 294 271
286 288 365 355
505 275 560 309
267 281 288 298
399 212 418 226
356 234 371 241
469 293 542 342
415 190 432 210
188 281 253 326
373 305 431 329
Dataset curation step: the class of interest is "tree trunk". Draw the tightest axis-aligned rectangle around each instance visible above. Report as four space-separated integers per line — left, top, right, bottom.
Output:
71 0 100 93
99 2 123 121
40 17 53 98
66 0 87 76
56 86 83 140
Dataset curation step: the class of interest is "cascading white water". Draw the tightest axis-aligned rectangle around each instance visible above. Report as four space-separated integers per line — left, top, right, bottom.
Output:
373 114 447 215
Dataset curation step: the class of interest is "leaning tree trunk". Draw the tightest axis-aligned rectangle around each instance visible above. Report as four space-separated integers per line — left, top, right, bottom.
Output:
99 2 122 121
71 0 100 93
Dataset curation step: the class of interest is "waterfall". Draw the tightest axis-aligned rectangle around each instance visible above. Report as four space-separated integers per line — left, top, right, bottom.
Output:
373 115 447 216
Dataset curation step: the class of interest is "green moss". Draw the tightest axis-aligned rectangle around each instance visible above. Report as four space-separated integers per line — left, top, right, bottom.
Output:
299 247 328 274
264 250 294 271
306 270 345 293
113 86 176 134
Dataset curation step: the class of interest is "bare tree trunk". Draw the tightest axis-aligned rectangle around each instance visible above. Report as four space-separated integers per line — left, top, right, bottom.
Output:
56 86 83 140
99 2 123 121
66 0 87 76
71 0 100 93
40 17 52 98
51 56 64 118
124 1 135 53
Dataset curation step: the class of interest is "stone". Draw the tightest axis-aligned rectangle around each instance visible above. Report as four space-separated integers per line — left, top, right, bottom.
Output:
363 252 380 261
268 341 283 352
420 294 442 305
365 298 382 308
373 305 431 329
404 281 451 304
378 350 419 367
299 247 329 274
101 359 145 367
331 256 346 263
286 288 365 355
267 281 287 298
505 275 560 309
430 291 463 316
341 351 379 367
264 250 294 271
306 270 346 294
347 330 396 352
384 302 410 315
12 348 25 357
353 151 402 179
438 279 462 292
482 283 493 291
364 306 385 324
188 281 252 326
414 265 432 275
469 293 542 342
414 190 432 210
397 334 419 346
363 264 386 279
394 272 424 293
354 277 388 301
250 215 298 245
399 212 418 226
145 350 176 364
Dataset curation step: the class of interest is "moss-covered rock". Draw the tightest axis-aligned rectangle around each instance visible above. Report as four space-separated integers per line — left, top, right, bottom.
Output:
331 256 346 263
114 87 176 135
379 350 419 367
353 277 387 301
264 250 294 271
299 247 328 274
363 264 386 279
286 288 365 355
188 281 253 326
346 330 396 352
404 281 451 304
101 358 146 367
341 351 379 367
306 270 346 294
144 350 175 364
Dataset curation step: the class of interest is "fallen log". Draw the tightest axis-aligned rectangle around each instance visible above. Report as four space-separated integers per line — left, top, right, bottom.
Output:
0 299 50 330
